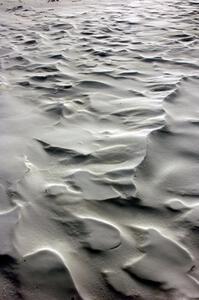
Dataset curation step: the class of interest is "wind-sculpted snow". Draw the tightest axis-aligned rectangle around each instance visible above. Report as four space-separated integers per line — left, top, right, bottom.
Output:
0 0 199 299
